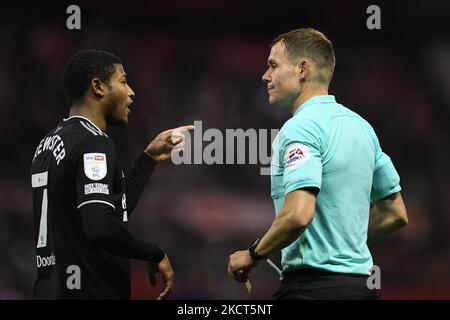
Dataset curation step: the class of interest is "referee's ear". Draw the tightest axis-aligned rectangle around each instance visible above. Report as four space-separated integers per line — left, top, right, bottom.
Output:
90 77 108 98
297 58 312 82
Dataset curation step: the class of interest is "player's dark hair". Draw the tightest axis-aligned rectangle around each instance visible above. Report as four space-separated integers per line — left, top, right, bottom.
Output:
273 28 335 84
63 49 121 101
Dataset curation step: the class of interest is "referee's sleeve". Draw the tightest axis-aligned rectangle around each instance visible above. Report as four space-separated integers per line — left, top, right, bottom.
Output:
371 151 401 202
280 117 323 195
370 132 402 202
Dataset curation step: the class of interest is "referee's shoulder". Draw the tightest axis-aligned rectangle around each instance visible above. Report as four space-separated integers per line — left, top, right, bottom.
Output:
283 111 321 131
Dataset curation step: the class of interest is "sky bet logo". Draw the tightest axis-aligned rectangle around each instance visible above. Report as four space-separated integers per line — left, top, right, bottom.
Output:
85 155 104 161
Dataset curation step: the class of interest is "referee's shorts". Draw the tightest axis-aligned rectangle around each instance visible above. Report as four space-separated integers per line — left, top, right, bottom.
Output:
273 268 379 300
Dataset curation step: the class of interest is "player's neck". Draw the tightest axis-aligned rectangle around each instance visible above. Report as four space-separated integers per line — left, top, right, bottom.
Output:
69 101 107 133
291 85 328 115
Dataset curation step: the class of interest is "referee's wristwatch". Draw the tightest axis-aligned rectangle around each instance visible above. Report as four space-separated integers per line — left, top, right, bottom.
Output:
248 238 266 261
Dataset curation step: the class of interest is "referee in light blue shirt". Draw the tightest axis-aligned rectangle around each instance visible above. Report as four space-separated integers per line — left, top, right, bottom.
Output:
228 28 408 300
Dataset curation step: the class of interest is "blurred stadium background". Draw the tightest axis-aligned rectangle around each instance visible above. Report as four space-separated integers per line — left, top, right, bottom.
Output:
0 0 449 299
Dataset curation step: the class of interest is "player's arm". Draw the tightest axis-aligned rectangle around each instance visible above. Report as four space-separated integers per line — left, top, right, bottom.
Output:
79 202 165 260
73 134 175 298
124 153 157 214
367 192 408 245
125 125 194 215
73 135 165 259
79 203 174 299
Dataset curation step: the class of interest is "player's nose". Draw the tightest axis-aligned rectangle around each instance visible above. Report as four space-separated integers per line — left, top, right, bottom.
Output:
128 85 135 99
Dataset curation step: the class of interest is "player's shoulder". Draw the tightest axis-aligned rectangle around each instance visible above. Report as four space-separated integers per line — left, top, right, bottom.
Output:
61 116 106 136
60 116 110 141
59 116 115 153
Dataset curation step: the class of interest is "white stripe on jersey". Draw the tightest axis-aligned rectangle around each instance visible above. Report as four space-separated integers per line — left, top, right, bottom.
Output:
77 200 115 210
80 121 99 136
37 189 48 248
83 121 104 136
63 116 106 136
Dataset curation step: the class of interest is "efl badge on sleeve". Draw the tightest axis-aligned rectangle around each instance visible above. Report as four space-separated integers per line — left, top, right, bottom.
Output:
83 153 107 181
284 143 310 170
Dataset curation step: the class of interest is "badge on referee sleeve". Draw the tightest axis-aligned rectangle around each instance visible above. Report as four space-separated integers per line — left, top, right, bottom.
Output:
283 142 310 170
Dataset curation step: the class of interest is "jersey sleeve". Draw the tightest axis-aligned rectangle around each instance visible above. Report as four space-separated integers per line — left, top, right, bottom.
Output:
72 135 117 210
79 203 165 263
124 153 157 215
370 131 402 202
279 117 323 195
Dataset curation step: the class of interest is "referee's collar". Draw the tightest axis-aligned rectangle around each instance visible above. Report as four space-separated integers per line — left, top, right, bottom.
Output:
293 95 336 116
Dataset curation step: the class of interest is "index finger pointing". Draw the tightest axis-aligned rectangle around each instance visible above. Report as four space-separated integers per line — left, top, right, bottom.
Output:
174 125 195 132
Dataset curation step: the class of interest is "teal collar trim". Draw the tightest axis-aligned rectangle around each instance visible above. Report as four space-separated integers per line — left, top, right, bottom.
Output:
293 95 336 116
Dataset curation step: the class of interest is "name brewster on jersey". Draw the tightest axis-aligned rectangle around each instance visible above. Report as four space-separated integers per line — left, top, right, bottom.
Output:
33 133 66 165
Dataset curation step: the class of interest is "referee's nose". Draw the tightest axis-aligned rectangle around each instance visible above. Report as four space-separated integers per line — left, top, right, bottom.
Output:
262 68 270 83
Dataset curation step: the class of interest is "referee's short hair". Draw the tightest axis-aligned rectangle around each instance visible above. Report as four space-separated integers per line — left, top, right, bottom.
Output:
273 28 335 84
63 49 122 101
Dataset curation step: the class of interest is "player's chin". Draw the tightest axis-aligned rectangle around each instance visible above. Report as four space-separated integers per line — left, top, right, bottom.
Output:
109 116 128 127
120 116 129 126
120 110 130 125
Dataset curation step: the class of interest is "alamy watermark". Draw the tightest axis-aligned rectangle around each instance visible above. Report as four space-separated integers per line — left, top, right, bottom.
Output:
367 265 381 290
366 5 381 30
65 5 380 33
170 121 278 175
66 5 81 30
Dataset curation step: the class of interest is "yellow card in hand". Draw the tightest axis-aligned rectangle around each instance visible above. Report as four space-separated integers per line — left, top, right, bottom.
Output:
244 279 252 293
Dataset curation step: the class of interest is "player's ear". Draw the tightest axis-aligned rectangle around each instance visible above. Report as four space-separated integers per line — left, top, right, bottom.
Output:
90 78 107 98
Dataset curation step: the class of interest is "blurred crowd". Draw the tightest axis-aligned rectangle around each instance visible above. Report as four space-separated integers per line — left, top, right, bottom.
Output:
0 1 449 299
